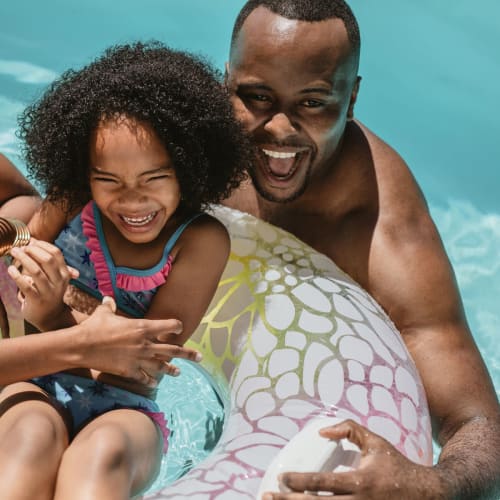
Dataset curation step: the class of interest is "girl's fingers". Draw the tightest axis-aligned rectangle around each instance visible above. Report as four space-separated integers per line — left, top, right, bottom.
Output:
9 247 54 289
19 243 69 283
8 264 38 298
67 265 80 279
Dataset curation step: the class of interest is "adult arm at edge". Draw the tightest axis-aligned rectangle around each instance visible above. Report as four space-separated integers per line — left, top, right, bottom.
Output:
0 297 202 388
0 153 41 223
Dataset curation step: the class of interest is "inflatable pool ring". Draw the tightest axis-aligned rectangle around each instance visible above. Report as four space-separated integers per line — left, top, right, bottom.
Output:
146 206 433 499
0 208 433 497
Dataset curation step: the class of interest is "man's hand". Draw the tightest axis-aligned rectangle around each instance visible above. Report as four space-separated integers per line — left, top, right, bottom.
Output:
78 296 202 386
263 419 445 500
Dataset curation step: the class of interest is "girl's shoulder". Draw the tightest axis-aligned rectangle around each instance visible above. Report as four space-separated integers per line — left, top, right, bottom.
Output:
177 211 228 240
170 211 229 258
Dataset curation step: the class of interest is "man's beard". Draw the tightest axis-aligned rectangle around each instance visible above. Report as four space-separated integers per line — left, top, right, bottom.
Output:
249 165 310 204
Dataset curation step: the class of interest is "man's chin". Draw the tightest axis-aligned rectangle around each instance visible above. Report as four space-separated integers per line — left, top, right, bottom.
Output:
250 162 310 204
253 180 307 204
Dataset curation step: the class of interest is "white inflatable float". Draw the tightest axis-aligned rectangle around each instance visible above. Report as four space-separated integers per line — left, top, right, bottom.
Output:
146 206 433 499
0 207 433 499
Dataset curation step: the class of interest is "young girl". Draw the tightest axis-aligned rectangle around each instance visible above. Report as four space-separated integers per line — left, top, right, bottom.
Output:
0 42 248 499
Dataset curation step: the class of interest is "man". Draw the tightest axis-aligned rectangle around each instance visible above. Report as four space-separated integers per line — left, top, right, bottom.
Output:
224 1 500 498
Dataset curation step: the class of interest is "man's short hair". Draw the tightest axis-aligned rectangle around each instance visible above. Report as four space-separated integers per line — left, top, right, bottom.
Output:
231 0 360 66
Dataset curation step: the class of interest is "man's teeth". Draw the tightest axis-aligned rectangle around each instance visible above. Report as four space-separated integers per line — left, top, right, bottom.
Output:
122 213 156 226
262 149 297 159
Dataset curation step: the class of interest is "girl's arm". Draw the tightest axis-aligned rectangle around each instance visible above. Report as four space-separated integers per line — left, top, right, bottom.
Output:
0 154 41 223
145 213 230 346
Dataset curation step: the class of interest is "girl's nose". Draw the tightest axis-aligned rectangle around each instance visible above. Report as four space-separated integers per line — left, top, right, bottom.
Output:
118 187 146 204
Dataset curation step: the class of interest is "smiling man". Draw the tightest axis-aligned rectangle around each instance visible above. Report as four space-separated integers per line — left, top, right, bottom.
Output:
224 1 500 498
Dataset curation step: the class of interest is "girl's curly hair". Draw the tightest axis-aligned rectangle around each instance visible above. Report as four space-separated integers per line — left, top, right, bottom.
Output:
18 41 249 213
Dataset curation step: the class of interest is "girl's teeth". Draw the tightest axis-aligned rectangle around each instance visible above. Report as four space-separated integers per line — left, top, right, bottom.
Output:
122 213 155 226
262 149 297 159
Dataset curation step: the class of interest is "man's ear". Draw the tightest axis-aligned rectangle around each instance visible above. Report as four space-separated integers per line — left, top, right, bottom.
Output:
224 62 230 87
347 76 362 121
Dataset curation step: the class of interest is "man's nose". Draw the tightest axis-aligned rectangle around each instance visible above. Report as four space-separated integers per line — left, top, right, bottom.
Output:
263 112 298 140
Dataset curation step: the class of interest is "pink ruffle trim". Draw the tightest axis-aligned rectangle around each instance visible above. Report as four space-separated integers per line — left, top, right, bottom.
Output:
81 201 174 295
115 256 172 292
81 202 114 297
142 411 170 453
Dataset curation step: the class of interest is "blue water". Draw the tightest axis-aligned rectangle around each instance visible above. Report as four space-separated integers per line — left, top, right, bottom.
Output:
1 0 499 488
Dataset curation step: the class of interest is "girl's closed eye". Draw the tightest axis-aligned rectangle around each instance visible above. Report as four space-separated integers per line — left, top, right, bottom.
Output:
93 176 119 183
146 173 172 182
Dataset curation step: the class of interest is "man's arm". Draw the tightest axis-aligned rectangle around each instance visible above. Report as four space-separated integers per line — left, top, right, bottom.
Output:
0 154 41 223
368 127 500 496
369 200 500 498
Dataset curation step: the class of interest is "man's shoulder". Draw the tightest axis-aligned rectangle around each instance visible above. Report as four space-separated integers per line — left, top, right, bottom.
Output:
347 121 408 170
348 121 427 216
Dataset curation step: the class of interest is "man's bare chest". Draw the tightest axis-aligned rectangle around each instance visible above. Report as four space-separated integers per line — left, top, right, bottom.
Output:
267 210 376 288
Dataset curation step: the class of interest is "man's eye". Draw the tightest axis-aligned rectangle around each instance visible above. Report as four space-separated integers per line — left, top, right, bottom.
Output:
302 99 325 108
250 94 270 102
240 92 272 104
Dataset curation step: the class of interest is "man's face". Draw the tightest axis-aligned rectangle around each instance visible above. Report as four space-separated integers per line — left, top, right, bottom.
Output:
226 7 359 203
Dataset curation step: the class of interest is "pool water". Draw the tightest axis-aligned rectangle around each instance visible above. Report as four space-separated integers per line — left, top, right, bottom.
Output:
148 360 225 492
1 0 499 491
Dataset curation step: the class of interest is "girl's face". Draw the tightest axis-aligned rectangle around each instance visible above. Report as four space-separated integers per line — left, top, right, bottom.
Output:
89 117 181 244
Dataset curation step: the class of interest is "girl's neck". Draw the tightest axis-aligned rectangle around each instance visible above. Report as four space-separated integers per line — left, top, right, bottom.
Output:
99 207 187 270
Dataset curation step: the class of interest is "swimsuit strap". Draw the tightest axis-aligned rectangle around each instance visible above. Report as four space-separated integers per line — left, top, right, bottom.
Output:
164 213 204 255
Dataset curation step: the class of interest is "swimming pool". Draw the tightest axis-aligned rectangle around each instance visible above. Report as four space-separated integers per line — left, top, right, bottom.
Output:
1 0 498 490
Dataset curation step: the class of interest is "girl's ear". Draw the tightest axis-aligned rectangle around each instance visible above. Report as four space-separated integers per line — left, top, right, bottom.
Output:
347 76 362 121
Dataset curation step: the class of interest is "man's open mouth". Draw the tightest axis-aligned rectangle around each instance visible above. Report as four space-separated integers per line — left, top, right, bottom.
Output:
260 148 308 180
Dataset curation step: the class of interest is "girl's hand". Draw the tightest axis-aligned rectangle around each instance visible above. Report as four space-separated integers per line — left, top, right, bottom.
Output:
79 296 202 386
7 238 78 330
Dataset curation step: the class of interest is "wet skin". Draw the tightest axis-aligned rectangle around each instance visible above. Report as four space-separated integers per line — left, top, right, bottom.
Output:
225 7 500 500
